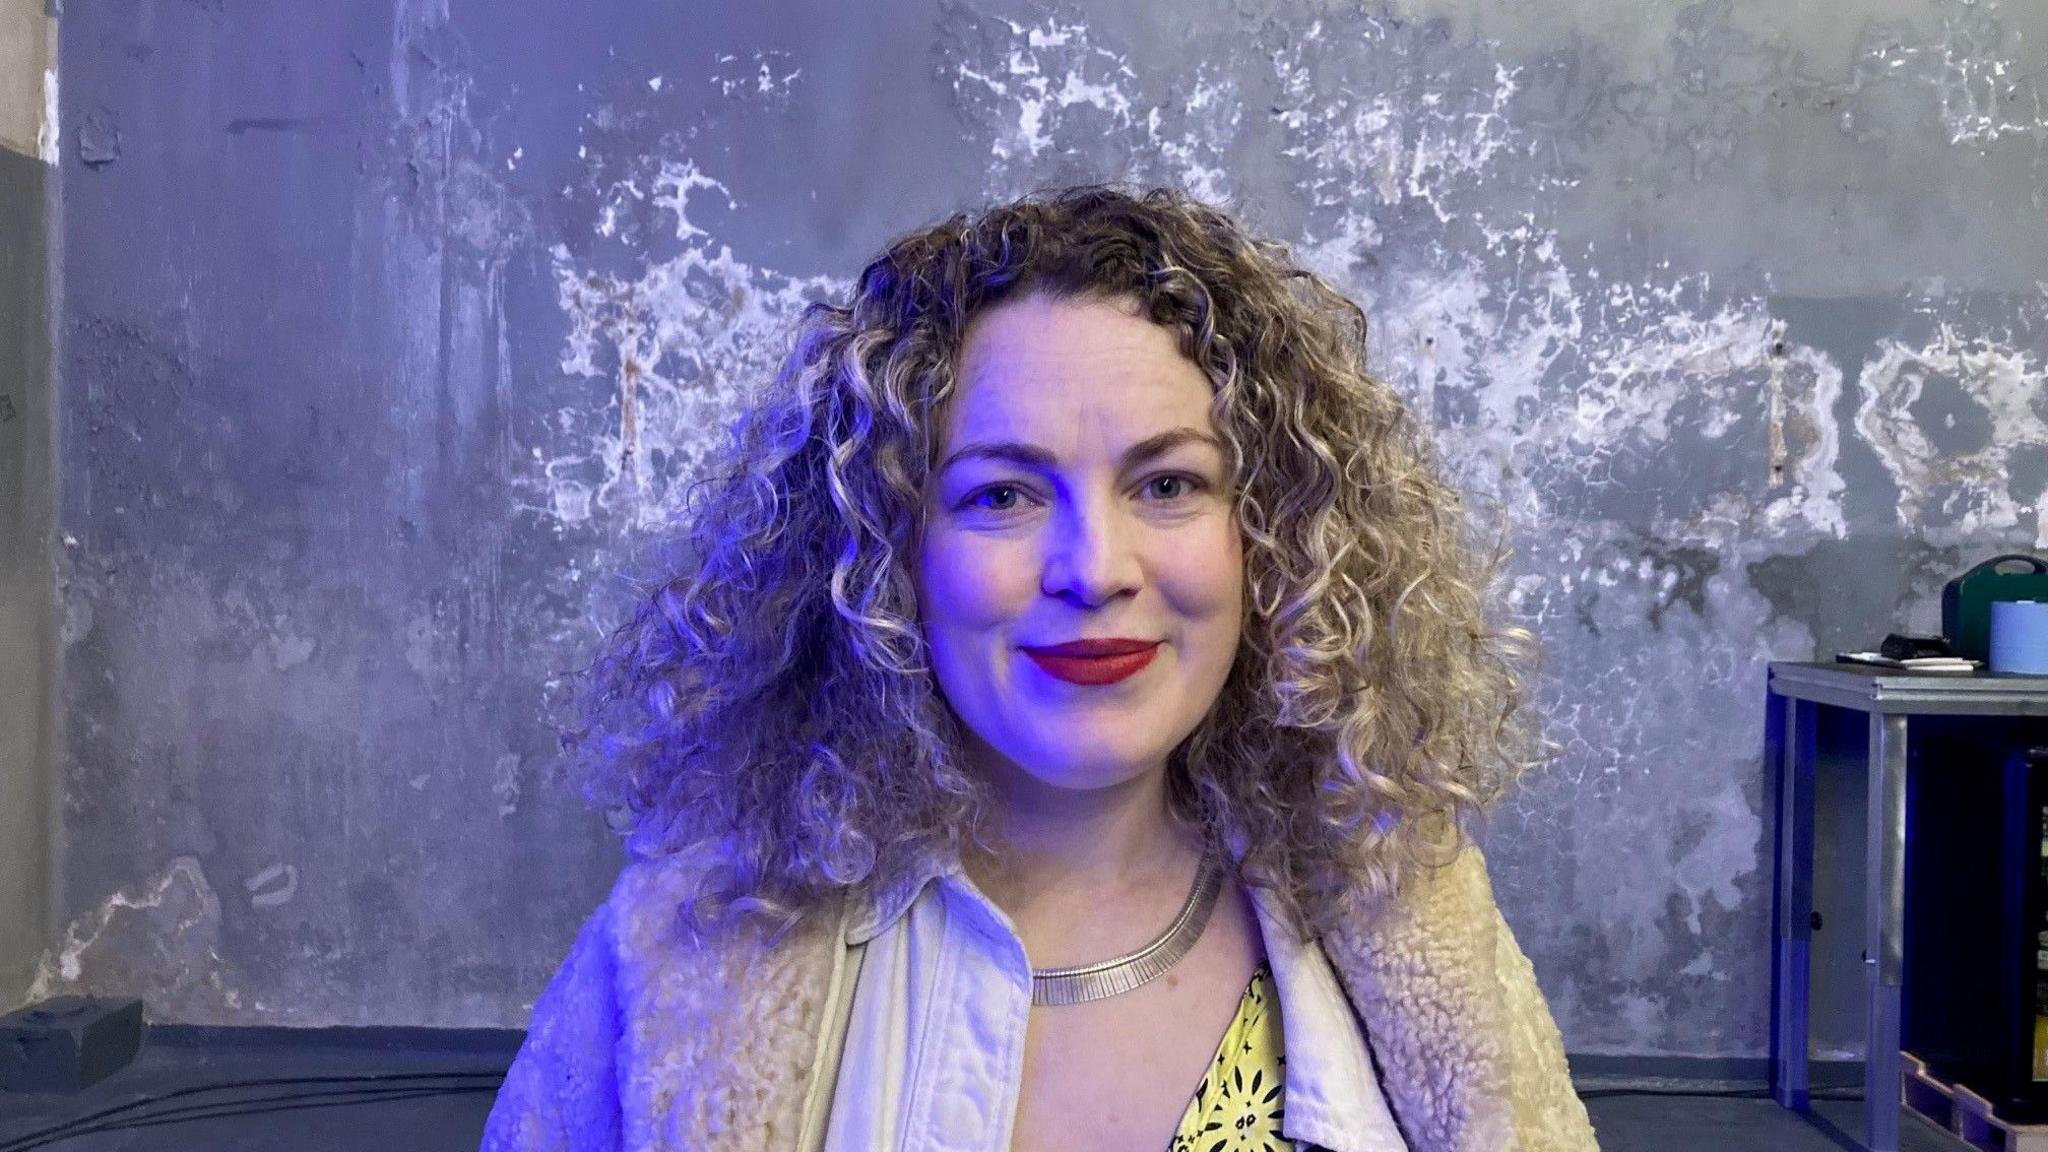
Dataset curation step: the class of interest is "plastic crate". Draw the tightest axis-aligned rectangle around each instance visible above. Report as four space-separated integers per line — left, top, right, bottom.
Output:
1903 1051 2048 1152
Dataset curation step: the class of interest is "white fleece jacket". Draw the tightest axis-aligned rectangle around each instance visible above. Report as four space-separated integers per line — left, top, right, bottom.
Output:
480 836 1601 1152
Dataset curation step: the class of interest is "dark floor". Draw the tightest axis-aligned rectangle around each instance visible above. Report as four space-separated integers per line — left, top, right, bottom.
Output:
0 1041 1977 1151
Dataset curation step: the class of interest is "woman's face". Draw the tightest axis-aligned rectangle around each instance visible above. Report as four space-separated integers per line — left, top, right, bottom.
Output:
915 291 1245 799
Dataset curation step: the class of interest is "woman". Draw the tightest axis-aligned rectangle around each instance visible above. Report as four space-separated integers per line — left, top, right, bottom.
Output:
482 184 1600 1152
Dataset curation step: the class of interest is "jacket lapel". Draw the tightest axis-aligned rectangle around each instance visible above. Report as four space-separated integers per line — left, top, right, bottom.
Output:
611 858 839 1151
1318 839 1519 1152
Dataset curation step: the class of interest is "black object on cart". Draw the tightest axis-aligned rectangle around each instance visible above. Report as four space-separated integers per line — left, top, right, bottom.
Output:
1906 738 2048 1124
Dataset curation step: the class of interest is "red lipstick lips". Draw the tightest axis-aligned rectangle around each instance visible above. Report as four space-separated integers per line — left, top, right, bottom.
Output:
1021 638 1161 686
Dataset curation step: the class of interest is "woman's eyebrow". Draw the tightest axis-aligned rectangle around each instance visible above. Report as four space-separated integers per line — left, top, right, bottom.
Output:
939 427 1222 475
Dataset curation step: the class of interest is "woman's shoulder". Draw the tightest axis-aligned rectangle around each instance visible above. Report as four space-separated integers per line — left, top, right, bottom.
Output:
602 849 710 937
486 854 849 1150
598 849 847 971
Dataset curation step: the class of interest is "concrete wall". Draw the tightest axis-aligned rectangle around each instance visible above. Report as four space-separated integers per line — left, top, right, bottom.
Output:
0 0 56 1021
11 0 2047 1062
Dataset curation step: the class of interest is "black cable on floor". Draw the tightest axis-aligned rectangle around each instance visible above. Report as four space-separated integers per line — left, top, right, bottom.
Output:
1576 1085 1864 1101
32 1085 504 1147
0 1071 505 1152
3 1085 503 1150
0 1075 1875 1150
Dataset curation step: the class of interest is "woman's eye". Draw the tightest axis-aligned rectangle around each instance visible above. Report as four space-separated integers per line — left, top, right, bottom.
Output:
969 484 1024 512
1146 474 1202 501
962 474 1207 513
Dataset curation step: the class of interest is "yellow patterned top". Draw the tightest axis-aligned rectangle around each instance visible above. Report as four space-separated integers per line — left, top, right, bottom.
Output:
1168 961 1294 1152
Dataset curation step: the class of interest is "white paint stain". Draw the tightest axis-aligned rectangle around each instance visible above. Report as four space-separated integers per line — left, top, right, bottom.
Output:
389 0 453 121
1853 7 2048 153
1265 25 1875 561
1274 28 1529 225
29 858 236 1010
1668 778 1761 936
646 158 731 244
945 15 1245 206
245 862 299 909
1680 950 1727 980
1143 70 1241 206
1854 315 2048 548
493 752 522 816
711 50 802 103
593 177 645 240
533 154 842 532
270 632 316 671
1772 344 1851 541
403 611 443 681
950 15 1136 166
38 67 58 166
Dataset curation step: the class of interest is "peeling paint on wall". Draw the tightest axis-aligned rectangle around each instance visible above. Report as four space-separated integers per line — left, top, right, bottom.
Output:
1850 5 2048 154
245 863 300 910
37 66 57 165
1855 308 2048 544
534 203 842 533
30 857 245 1016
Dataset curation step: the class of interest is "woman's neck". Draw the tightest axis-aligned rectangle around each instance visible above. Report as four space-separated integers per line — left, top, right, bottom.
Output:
958 757 1210 968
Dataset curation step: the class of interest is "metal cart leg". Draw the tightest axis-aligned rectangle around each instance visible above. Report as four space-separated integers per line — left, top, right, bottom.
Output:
1863 711 1909 1152
1773 691 1816 1111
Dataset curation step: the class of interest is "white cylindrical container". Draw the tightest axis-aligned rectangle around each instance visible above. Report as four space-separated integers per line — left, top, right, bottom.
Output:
1988 599 2048 674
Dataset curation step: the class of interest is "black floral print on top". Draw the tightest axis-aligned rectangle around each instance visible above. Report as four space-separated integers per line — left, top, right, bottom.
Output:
1167 961 1296 1152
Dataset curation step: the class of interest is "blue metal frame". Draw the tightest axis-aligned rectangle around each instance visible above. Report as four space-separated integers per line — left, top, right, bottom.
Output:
1767 661 2048 1152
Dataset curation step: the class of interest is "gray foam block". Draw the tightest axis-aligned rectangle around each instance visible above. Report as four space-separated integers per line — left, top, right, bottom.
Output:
0 996 146 1092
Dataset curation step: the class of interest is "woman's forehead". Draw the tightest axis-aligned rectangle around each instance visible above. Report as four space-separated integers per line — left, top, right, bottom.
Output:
957 291 1153 365
948 299 1211 431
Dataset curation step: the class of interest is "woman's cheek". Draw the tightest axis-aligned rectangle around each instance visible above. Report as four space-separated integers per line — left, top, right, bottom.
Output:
922 531 1027 621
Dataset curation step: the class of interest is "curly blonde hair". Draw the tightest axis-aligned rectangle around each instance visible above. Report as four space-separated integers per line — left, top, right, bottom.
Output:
565 182 1558 945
